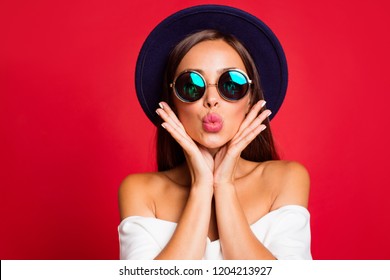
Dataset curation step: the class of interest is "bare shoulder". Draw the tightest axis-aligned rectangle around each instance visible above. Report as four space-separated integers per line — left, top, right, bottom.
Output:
118 172 167 221
260 160 310 210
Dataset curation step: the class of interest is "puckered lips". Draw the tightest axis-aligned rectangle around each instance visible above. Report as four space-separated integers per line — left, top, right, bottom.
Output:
202 113 223 133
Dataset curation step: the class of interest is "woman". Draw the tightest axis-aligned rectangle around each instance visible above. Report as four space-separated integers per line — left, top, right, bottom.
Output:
118 5 311 260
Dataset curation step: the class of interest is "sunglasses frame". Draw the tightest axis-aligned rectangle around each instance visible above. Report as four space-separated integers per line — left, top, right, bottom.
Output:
170 68 252 103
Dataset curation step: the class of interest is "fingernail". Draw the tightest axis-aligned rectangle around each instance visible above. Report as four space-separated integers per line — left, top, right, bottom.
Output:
155 109 160 115
161 123 167 129
267 111 272 118
159 102 164 109
261 125 267 131
260 101 266 108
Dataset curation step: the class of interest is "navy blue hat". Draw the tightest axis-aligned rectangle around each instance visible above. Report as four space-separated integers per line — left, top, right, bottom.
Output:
135 4 288 125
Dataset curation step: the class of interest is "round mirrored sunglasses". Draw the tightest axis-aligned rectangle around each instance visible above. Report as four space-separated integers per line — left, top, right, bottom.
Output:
170 69 252 103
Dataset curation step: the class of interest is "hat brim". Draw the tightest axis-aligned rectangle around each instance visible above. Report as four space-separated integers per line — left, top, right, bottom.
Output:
135 4 288 125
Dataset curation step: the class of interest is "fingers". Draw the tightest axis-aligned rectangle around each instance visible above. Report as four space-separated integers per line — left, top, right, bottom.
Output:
156 102 187 140
156 102 207 163
237 108 271 141
228 106 271 156
234 100 271 141
156 102 184 130
156 102 195 151
236 100 266 135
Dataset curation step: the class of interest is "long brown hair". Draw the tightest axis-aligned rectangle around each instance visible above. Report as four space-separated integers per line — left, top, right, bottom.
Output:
157 30 279 171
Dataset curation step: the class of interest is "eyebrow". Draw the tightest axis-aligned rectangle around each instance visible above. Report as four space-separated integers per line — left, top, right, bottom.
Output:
181 67 238 75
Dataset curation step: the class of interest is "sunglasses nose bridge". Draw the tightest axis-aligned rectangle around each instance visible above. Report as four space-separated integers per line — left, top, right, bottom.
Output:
205 83 220 96
203 82 221 108
206 83 218 90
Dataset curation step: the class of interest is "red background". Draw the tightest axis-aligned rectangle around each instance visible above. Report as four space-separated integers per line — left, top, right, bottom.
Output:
1 0 390 259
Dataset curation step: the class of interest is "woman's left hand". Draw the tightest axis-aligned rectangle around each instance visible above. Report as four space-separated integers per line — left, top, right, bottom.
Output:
213 100 271 188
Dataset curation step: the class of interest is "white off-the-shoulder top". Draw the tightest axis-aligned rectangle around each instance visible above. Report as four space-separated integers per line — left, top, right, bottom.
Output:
118 205 312 260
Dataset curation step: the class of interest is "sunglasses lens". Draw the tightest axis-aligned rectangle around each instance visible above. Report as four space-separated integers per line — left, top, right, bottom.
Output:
175 72 205 102
218 70 250 101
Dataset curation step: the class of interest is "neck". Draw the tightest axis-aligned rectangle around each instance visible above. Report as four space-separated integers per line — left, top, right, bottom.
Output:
207 148 220 158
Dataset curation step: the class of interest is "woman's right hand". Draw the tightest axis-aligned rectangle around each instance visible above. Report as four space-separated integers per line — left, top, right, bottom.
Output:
156 102 214 189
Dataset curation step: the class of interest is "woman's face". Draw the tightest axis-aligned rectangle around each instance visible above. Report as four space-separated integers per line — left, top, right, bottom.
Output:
173 39 252 152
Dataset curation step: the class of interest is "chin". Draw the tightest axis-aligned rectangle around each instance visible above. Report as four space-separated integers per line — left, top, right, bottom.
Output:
195 134 231 150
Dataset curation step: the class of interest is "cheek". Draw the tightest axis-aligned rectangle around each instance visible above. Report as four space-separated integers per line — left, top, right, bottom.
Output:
175 105 199 127
229 113 246 132
228 103 250 126
177 113 194 127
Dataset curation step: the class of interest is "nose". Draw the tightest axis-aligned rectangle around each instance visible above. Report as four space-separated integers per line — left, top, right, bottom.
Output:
203 83 220 108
